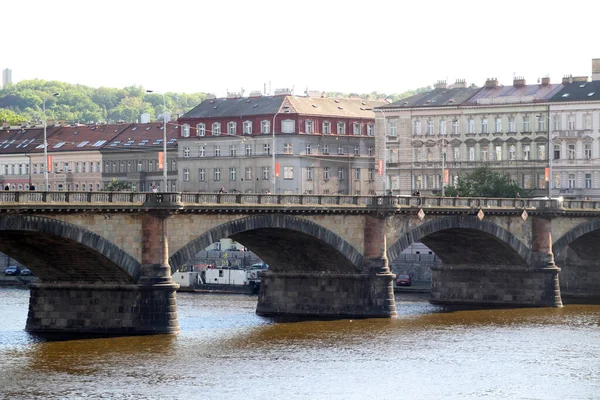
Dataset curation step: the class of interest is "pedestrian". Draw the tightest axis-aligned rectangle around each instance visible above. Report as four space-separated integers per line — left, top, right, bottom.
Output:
516 192 521 198
4 185 9 191
218 187 227 193
29 185 35 191
152 185 158 193
265 189 271 194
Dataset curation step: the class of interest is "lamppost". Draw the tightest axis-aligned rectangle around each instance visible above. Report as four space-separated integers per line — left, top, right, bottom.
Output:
272 105 289 193
372 109 388 195
146 90 168 192
42 92 60 191
538 112 552 198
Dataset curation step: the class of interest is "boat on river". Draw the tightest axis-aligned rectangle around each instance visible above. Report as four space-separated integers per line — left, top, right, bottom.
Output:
173 263 268 294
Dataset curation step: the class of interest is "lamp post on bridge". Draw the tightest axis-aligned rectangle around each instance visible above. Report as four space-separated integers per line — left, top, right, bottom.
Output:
272 104 289 194
146 90 168 192
42 92 60 191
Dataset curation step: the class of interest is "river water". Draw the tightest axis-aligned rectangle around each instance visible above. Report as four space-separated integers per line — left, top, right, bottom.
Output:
0 287 598 400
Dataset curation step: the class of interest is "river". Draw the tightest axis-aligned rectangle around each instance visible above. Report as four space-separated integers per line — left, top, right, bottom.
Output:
0 287 598 399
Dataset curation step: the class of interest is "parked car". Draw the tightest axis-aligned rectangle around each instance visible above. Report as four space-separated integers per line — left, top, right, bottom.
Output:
396 274 412 286
20 268 33 276
4 266 20 276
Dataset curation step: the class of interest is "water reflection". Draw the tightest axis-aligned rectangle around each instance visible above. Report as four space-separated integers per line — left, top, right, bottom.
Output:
0 289 599 400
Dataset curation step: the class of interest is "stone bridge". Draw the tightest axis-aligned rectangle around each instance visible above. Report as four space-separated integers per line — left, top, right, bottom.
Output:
1 191 599 336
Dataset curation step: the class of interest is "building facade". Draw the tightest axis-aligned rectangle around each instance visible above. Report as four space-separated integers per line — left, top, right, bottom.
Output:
176 93 385 194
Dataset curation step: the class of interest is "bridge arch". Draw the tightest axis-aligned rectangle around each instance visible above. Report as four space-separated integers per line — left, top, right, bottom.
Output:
0 215 140 282
553 218 600 260
387 216 531 266
169 214 363 273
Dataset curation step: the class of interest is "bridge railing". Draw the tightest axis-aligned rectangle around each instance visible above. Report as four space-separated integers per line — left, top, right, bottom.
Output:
0 191 599 211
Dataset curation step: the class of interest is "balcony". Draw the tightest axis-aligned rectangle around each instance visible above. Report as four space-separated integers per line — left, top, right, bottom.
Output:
557 129 592 138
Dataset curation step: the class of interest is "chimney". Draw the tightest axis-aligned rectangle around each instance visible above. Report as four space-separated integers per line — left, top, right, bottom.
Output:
434 80 447 89
485 78 498 88
572 76 589 83
541 77 550 86
562 75 573 85
453 79 467 88
513 76 526 87
593 58 600 81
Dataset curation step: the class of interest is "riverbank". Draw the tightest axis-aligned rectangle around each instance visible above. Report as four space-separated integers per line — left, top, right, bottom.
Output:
394 281 431 293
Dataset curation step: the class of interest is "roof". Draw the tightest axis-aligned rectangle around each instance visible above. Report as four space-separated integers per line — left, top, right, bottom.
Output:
378 87 481 109
180 95 386 119
549 81 600 102
180 96 286 119
0 126 46 155
32 124 131 153
464 83 564 106
102 123 179 151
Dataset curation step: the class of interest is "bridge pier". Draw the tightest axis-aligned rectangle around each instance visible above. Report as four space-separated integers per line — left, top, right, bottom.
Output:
26 212 180 335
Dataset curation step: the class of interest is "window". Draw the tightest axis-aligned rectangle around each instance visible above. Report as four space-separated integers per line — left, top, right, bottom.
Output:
322 144 329 154
199 145 206 157
481 118 488 133
305 120 314 134
568 144 575 160
322 121 331 134
568 116 575 130
453 146 460 161
230 167 236 181
585 143 592 159
553 173 560 189
538 144 546 160
137 161 143 171
305 144 312 154
283 166 293 180
228 122 236 135
245 167 252 180
197 123 205 136
553 116 560 131
523 144 531 160
338 167 344 181
568 174 575 189
508 117 515 132
495 118 502 133
467 119 474 134
214 168 221 181
199 168 205 181
182 124 190 137
262 167 269 180
468 146 475 161
338 145 344 155
554 144 560 160
214 146 221 157
354 146 360 156
523 116 530 132
126 161 130 172
324 167 330 180
354 168 360 180
452 120 459 134
282 120 294 133
353 123 361 135
536 116 546 131
264 144 271 155
283 143 292 154
229 145 237 156
184 168 190 181
426 120 433 135
586 173 592 189
261 120 270 134
368 146 373 156
413 120 421 135
368 168 374 181
212 122 221 136
495 145 502 160
439 120 447 135
337 122 345 135
481 145 489 161
367 124 374 136
523 174 532 189
245 144 252 156
243 121 252 135
426 148 433 162
306 167 313 180
414 148 422 161
184 146 190 157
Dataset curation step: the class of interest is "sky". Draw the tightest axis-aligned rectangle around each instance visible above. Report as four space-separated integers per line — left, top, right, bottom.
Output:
2 0 599 97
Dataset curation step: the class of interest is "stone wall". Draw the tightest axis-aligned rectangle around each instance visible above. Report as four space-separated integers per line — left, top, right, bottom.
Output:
26 283 179 335
256 272 396 318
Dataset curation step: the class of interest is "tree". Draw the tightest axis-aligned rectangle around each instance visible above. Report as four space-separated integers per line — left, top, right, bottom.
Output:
0 108 27 125
445 166 529 198
103 178 132 191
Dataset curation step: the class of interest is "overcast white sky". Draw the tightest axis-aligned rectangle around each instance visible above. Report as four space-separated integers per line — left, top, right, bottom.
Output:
2 0 598 96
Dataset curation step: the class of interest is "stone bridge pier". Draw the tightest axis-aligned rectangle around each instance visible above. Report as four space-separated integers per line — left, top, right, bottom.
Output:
255 215 397 319
25 211 180 335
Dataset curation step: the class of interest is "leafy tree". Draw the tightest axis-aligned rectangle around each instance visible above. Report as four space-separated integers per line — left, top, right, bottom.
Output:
103 178 132 191
445 166 529 198
0 108 27 125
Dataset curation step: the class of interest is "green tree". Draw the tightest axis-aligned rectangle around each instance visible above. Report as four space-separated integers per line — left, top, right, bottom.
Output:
445 166 529 198
103 178 132 191
0 108 27 125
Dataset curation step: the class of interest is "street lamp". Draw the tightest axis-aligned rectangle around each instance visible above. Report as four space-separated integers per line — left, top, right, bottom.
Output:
272 105 289 193
372 109 387 195
537 113 552 198
42 92 60 191
146 90 168 192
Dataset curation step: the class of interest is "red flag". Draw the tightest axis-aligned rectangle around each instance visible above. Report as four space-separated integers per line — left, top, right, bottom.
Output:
275 162 280 177
47 155 53 172
378 160 383 176
544 167 550 182
443 169 449 183
158 152 165 170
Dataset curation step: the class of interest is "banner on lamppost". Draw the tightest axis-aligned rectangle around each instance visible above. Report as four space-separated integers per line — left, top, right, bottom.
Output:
443 169 449 183
275 162 280 177
544 167 550 182
378 160 383 176
158 152 164 170
47 155 53 172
